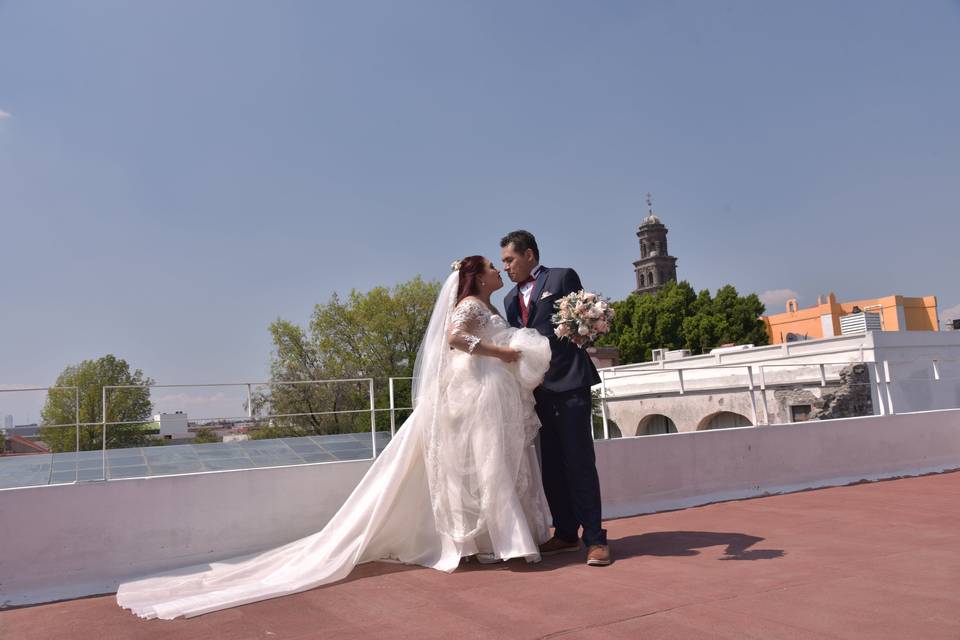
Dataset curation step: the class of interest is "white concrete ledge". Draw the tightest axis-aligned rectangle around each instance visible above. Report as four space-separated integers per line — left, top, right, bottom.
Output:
0 459 374 607
2 409 959 607
597 409 960 519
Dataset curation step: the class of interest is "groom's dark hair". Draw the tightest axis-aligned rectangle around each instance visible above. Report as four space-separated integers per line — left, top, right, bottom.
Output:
500 230 539 261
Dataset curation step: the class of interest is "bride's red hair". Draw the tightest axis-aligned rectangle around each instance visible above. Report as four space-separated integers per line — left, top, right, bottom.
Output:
456 256 488 303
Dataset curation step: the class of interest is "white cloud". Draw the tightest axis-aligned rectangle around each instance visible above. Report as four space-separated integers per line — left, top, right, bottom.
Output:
0 110 11 119
759 289 800 312
941 303 960 322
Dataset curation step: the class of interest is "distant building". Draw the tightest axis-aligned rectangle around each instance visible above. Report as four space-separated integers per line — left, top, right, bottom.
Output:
3 434 49 455
3 415 13 430
599 329 960 435
10 423 40 437
633 195 678 296
762 293 939 345
153 411 191 440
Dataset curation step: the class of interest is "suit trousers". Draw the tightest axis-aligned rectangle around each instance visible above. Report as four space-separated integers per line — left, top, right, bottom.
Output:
534 386 607 547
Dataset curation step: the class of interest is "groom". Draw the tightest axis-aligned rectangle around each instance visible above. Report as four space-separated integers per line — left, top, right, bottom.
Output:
501 230 610 566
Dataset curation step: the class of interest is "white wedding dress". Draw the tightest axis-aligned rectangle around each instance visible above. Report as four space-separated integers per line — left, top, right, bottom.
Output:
116 272 552 619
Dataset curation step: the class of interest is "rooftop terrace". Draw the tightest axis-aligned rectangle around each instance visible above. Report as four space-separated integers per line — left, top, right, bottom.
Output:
4 470 959 639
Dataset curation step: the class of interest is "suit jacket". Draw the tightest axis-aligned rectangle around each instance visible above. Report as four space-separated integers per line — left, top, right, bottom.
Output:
504 266 601 394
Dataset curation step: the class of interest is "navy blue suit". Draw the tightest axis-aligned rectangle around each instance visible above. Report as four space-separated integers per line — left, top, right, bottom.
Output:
505 266 606 546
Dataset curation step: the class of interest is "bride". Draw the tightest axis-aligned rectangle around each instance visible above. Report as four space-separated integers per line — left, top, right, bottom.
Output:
117 255 554 619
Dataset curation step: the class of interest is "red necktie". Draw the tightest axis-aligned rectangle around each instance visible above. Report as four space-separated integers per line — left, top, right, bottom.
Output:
518 274 537 326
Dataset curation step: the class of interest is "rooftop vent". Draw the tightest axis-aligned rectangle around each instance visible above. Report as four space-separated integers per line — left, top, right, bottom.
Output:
840 311 882 335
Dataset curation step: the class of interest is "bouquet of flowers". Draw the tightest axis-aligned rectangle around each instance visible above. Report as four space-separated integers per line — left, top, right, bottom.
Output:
552 290 615 348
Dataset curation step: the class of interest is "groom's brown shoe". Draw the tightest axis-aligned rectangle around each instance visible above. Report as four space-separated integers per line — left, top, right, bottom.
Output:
538 537 580 556
586 544 611 566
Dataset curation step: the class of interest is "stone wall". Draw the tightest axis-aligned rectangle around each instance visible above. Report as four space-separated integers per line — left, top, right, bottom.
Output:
771 364 873 422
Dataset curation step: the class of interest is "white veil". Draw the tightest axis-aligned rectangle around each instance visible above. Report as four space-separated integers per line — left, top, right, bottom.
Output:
411 271 459 409
409 271 478 540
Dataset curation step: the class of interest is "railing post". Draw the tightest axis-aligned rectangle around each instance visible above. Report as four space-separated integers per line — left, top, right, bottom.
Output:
758 365 771 425
818 363 827 387
600 370 610 440
74 386 80 457
677 369 685 395
388 378 396 437
246 383 253 418
883 360 895 415
872 362 886 416
101 386 108 480
746 366 759 427
368 379 378 458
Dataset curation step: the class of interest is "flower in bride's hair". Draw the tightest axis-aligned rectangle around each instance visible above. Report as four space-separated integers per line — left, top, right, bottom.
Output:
451 260 462 272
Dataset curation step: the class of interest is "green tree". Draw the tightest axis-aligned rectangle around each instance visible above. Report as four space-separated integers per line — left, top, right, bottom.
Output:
39 355 154 453
253 276 441 437
598 281 768 364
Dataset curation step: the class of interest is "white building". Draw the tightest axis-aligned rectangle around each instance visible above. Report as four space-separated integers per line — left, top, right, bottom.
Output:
3 414 13 430
597 330 960 436
153 411 191 440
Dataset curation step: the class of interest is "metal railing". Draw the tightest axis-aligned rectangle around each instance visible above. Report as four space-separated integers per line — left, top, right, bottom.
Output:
0 386 80 452
3 358 959 489
595 357 960 436
0 378 410 488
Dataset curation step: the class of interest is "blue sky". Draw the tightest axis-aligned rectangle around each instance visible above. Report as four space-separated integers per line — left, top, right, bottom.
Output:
1 1 958 422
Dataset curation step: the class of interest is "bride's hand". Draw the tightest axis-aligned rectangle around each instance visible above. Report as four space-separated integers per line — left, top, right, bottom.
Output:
498 347 521 363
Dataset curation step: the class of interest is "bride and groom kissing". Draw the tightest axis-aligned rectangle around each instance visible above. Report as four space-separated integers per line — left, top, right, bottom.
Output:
117 229 611 620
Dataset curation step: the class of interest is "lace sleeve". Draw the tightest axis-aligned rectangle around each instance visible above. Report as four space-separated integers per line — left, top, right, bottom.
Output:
448 298 486 354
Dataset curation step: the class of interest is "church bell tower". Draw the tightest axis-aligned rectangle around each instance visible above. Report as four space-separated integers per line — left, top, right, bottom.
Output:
633 194 678 295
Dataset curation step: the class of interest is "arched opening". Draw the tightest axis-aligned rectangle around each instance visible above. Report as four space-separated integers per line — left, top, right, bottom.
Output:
592 420 622 440
698 411 753 430
638 414 678 436
638 273 645 287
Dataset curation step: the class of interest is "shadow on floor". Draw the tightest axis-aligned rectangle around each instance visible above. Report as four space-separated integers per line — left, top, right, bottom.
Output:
487 530 786 573
617 530 785 561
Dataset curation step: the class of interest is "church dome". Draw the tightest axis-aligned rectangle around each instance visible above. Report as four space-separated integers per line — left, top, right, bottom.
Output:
641 213 661 226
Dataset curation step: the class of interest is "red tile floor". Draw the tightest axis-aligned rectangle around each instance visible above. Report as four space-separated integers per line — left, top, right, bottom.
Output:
4 471 959 639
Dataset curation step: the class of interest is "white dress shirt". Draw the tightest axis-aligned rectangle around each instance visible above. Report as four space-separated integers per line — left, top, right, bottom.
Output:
520 265 545 308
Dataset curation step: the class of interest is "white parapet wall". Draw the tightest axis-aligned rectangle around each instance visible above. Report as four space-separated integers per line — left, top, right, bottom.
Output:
0 458 375 607
2 409 960 607
597 408 960 519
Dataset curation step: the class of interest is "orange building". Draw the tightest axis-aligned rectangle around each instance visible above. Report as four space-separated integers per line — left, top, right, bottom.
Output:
763 293 939 344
